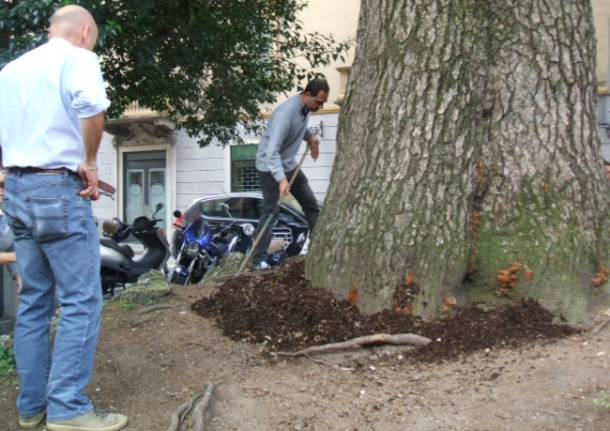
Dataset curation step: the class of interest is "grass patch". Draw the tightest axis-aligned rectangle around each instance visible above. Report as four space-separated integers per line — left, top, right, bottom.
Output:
119 302 138 312
593 392 610 410
0 344 16 378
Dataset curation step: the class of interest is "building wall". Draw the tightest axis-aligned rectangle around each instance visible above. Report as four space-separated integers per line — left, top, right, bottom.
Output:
175 131 228 210
92 132 118 220
264 0 361 112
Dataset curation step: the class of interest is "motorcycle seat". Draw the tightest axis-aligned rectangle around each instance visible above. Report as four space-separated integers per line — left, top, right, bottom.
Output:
101 238 135 259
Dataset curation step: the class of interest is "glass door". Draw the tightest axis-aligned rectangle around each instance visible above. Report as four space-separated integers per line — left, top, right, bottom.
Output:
123 151 167 228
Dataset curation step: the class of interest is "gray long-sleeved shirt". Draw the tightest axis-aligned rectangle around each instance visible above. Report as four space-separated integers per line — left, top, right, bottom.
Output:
255 94 311 182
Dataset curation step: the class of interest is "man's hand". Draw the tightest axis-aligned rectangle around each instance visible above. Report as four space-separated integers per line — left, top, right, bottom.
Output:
78 162 100 200
279 179 290 198
309 136 320 161
80 112 104 201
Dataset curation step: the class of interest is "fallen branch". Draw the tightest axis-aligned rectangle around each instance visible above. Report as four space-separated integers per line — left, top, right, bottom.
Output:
138 304 175 314
191 383 215 431
271 333 431 357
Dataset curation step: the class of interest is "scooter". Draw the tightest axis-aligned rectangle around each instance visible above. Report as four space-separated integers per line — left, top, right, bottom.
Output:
100 203 170 295
170 204 255 285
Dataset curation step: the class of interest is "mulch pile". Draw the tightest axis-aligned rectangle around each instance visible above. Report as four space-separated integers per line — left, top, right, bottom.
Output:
192 260 578 362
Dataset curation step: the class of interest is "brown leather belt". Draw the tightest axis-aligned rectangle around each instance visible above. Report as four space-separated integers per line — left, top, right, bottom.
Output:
7 166 79 177
6 167 116 195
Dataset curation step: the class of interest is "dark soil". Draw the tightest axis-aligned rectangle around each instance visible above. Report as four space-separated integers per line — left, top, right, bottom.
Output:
192 260 578 362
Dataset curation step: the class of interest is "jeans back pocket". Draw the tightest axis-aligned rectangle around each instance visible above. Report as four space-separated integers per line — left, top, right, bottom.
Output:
26 197 69 242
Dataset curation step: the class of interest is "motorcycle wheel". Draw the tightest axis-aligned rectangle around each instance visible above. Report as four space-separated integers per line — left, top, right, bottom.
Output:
190 269 205 284
170 270 188 285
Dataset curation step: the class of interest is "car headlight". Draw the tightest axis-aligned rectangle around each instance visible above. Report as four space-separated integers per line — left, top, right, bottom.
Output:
241 223 255 237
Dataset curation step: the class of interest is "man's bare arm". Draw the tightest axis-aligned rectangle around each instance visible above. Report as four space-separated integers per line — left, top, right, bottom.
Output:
79 112 105 199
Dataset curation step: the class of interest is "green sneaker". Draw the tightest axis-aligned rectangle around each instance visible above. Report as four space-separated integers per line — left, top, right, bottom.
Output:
18 411 45 429
46 411 128 431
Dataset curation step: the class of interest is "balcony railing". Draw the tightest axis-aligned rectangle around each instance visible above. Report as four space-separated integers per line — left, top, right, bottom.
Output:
122 102 158 119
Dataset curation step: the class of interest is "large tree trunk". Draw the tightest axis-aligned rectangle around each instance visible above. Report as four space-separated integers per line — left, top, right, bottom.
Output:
306 0 610 325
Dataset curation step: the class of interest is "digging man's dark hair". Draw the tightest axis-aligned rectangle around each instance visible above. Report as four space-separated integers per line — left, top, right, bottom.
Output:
303 78 329 97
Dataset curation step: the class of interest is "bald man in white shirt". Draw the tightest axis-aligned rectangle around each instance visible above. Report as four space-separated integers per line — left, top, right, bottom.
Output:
0 6 127 431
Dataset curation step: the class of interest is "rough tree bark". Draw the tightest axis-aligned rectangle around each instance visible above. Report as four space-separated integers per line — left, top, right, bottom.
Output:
306 0 610 325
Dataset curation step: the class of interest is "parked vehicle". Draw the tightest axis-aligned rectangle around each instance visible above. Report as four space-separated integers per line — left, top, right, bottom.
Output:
170 204 255 285
100 203 170 295
180 192 314 257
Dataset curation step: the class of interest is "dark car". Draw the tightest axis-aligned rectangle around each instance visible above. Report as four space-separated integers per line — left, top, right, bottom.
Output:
181 192 315 257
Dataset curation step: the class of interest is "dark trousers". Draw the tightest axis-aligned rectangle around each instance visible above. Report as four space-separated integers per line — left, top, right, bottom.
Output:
252 169 319 265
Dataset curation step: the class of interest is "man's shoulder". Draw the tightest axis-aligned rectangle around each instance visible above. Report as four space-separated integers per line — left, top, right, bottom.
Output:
2 40 75 72
274 95 300 116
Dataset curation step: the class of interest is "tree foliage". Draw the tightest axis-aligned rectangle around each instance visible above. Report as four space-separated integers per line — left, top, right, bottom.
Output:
0 0 350 145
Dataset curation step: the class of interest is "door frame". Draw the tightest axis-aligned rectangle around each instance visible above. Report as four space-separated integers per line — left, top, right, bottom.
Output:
117 144 176 226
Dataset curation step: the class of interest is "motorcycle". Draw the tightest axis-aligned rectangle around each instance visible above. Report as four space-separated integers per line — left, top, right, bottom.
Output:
170 204 255 285
100 203 170 295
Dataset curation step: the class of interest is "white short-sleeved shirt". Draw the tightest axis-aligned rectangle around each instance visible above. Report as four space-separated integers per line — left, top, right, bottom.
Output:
0 37 110 172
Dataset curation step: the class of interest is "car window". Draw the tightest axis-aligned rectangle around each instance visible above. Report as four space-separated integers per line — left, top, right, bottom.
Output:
239 197 262 220
281 195 303 214
281 195 323 215
200 198 230 218
199 197 262 220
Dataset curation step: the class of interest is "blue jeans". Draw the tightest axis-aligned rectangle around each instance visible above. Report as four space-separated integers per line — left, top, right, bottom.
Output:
3 171 102 421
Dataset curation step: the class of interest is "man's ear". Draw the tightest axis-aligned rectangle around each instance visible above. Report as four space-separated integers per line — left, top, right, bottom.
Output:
81 25 92 47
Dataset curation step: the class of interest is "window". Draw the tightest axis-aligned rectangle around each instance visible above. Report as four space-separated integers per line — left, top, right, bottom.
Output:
335 66 352 106
231 145 260 192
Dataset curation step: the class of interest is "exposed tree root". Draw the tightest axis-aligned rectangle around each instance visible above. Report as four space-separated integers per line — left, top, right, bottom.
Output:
166 400 191 431
166 383 215 431
191 383 215 431
271 333 431 357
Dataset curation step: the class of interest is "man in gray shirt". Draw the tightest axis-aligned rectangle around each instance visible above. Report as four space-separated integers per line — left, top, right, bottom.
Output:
252 79 329 268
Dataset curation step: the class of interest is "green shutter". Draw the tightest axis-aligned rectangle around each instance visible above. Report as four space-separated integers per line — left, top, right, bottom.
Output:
231 144 258 161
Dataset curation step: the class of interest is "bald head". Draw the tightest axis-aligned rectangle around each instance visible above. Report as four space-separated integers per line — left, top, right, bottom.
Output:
49 5 98 51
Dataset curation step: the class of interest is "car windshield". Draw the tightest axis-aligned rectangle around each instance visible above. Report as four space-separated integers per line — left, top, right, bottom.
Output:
281 195 304 214
186 193 322 223
199 197 261 219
